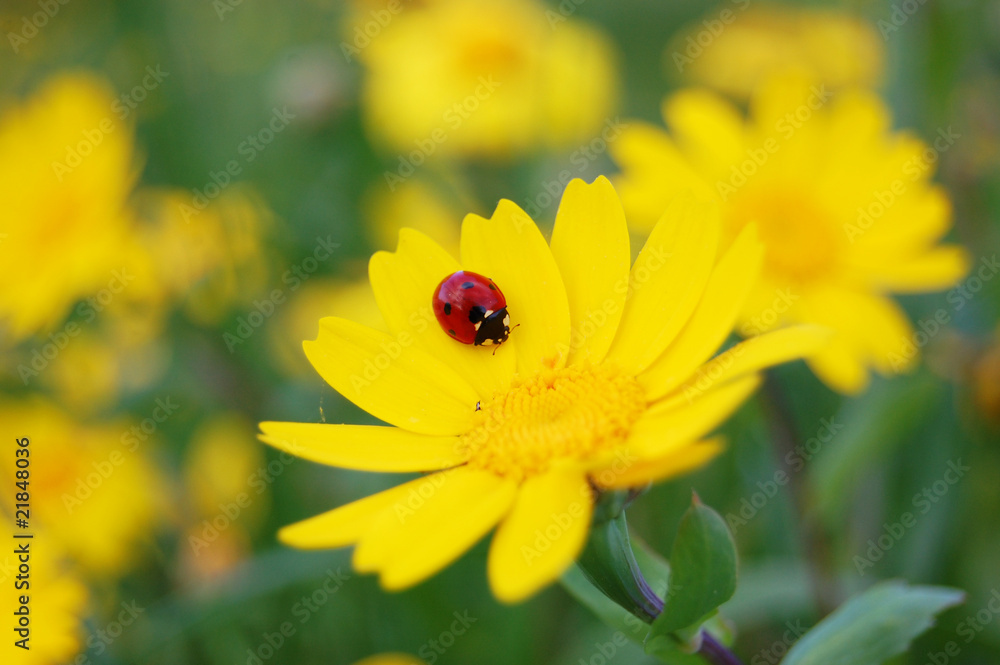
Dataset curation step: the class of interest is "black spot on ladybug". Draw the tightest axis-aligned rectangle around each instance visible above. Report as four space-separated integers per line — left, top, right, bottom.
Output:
461 281 474 289
488 283 497 290
448 329 456 337
468 305 486 323
443 302 452 315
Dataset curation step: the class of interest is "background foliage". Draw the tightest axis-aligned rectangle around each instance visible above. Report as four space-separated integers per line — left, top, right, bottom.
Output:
1 0 999 663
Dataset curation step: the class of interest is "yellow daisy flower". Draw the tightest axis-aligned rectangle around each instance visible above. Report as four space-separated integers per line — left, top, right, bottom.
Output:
130 186 274 327
669 5 884 99
361 0 617 160
611 76 971 393
0 73 138 343
261 176 827 602
0 397 169 576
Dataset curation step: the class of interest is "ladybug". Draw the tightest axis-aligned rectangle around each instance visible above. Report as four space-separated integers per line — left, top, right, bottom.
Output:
432 270 513 349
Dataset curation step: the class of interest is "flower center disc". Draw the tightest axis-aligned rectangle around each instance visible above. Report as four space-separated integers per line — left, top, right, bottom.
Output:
461 365 646 480
731 187 842 284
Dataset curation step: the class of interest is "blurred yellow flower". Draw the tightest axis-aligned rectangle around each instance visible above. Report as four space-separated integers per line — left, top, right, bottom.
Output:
185 412 267 524
131 186 273 327
361 0 617 164
39 331 122 415
0 397 169 576
0 526 88 665
668 5 884 99
611 76 971 393
0 73 138 343
261 177 827 602
179 413 265 580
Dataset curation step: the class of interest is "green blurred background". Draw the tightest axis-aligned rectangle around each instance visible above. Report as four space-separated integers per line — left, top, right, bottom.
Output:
1 0 999 663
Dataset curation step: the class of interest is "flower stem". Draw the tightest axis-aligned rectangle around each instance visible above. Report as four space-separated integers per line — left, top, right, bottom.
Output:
761 375 840 615
697 632 746 665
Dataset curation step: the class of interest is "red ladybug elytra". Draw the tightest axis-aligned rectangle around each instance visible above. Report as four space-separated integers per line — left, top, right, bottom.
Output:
432 271 512 348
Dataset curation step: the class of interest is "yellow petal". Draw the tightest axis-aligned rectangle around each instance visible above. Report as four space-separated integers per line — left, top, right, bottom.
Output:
606 193 720 374
656 325 831 409
610 122 713 232
865 246 971 293
259 422 466 472
594 438 724 490
751 73 837 135
633 375 761 459
304 317 478 436
488 469 593 603
849 186 951 255
278 476 436 549
640 223 764 401
369 228 516 398
549 176 630 366
352 469 515 587
663 90 745 178
461 200 571 373
806 337 871 395
798 289 915 377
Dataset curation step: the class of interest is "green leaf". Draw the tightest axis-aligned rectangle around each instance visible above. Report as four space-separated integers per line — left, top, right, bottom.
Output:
782 580 964 665
649 495 738 637
576 511 665 622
